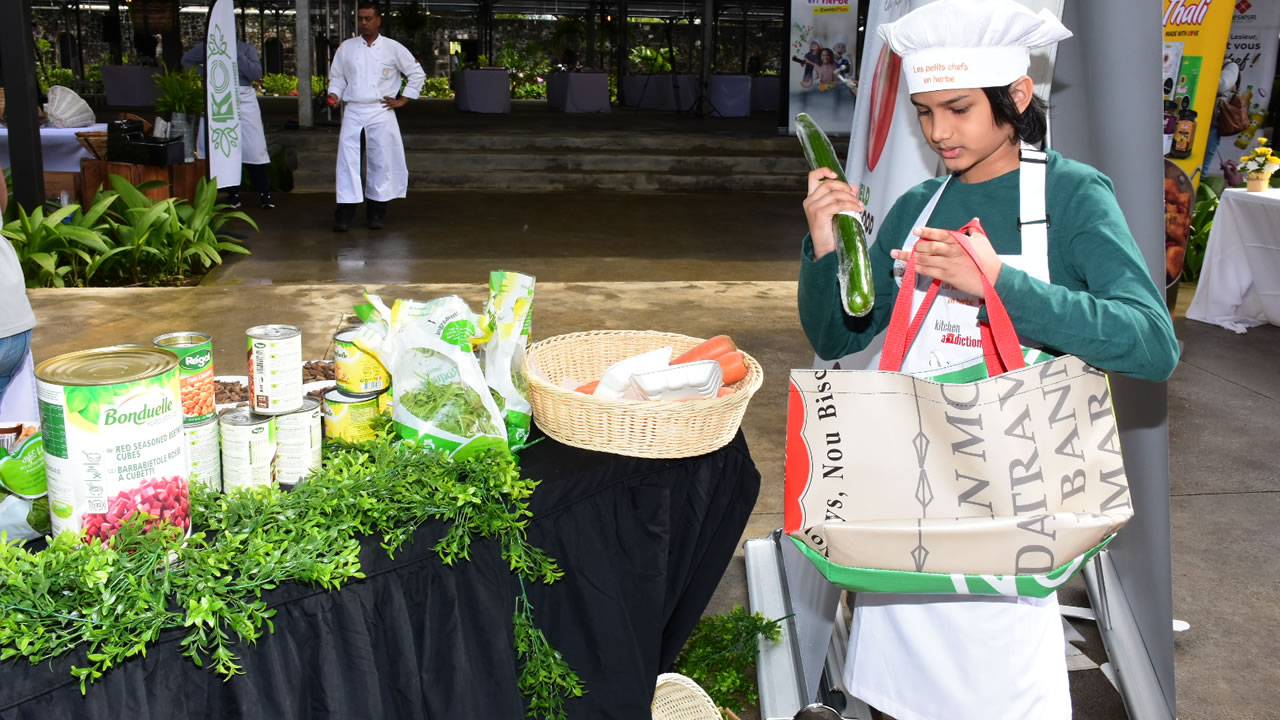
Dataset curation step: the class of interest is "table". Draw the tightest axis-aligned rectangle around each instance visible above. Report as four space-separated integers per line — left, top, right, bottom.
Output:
0 427 760 719
0 124 108 172
548 72 611 113
622 74 698 112
709 75 752 118
1186 187 1280 332
454 67 512 114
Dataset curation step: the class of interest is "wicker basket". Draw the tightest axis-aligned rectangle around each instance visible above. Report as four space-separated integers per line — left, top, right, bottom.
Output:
651 673 725 720
76 131 108 160
526 331 763 459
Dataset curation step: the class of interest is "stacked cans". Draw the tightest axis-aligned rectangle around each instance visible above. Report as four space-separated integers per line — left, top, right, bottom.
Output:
154 333 222 493
212 325 323 490
324 328 391 442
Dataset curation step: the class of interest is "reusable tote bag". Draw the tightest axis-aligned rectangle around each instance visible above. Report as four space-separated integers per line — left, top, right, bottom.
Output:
784 222 1132 597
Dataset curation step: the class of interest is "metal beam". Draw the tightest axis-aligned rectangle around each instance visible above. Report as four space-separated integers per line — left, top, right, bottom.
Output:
297 0 313 127
1 0 46 209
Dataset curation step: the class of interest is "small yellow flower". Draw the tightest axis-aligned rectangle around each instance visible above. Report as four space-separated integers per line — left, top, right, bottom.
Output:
1260 148 1273 157
1242 156 1252 163
1259 137 1270 146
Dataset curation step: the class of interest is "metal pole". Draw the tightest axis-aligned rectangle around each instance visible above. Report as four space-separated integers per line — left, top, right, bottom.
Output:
260 0 266 59
297 0 313 127
700 0 713 116
75 0 86 78
1 0 47 208
616 0 628 105
108 0 122 64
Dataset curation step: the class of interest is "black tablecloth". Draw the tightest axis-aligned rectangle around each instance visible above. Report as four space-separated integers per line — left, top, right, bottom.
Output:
0 428 761 720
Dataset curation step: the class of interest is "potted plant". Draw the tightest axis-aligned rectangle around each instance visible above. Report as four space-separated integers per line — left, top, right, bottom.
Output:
154 66 204 162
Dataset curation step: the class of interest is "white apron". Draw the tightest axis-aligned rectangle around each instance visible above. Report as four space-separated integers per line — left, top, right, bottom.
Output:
335 101 409 204
843 149 1072 720
237 85 269 166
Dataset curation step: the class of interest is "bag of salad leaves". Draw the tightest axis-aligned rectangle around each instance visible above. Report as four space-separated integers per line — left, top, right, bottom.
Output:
479 271 535 451
354 294 508 458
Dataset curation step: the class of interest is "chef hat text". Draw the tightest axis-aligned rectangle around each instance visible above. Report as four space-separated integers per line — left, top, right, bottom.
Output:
878 0 1072 95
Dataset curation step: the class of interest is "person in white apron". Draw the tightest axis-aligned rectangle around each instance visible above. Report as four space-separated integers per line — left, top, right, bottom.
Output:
183 38 273 209
796 1 1179 718
326 1 425 232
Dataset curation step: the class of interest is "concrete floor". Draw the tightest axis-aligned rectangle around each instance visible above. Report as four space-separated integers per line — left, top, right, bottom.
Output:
22 187 1280 719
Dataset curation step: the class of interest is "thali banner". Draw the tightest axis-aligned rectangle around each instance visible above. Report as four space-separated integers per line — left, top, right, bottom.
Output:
206 0 242 188
818 0 1064 373
786 0 860 136
1208 1 1280 171
1162 0 1233 186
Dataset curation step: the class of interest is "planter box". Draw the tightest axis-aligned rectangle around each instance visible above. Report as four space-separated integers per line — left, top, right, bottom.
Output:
80 158 208 206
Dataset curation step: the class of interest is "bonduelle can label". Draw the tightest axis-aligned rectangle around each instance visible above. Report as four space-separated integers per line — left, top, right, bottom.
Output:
323 388 380 443
36 346 189 542
154 332 215 425
219 408 277 491
334 328 390 394
247 324 303 415
185 416 222 492
276 396 322 486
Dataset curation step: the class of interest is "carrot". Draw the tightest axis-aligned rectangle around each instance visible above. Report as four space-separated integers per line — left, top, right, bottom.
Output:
673 335 737 365
717 387 736 397
716 351 748 385
576 380 599 394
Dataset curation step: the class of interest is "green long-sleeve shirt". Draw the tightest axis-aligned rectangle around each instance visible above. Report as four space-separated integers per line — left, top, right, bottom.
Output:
797 151 1179 382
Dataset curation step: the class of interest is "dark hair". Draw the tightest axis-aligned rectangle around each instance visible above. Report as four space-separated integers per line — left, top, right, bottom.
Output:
358 1 381 14
982 84 1047 146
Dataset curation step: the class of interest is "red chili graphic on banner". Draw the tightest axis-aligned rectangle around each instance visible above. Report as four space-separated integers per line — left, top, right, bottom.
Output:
867 45 902 172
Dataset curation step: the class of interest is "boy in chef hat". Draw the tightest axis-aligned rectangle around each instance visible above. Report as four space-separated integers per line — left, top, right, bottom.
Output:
796 1 1179 718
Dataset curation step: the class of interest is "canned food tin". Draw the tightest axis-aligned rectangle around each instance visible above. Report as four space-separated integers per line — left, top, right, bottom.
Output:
185 416 222 492
154 332 216 425
334 328 390 394
35 346 188 541
247 324 303 415
323 388 381 443
219 407 277 491
276 396 322 486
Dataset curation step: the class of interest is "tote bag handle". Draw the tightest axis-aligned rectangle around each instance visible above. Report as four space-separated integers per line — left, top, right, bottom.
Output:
878 219 1026 376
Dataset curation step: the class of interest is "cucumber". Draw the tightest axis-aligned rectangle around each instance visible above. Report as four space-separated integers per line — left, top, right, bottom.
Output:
795 112 875 317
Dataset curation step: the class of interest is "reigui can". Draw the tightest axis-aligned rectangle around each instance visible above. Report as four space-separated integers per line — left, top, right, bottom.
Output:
276 396 322 486
323 388 381 443
154 332 215 424
185 416 222 492
35 346 189 542
334 328 390 394
219 407 277 491
247 324 303 415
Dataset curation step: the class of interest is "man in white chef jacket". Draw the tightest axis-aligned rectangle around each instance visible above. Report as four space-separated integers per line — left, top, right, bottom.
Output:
326 1 425 231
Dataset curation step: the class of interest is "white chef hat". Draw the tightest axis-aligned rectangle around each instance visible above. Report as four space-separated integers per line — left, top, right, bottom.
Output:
878 0 1072 95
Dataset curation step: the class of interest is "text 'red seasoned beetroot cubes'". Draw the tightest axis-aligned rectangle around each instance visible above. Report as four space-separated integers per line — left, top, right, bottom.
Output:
80 475 191 542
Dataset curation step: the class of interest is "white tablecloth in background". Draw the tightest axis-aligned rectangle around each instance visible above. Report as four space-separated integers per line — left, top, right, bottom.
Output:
454 68 511 114
547 72 611 113
710 75 752 117
1187 187 1280 332
0 124 108 172
622 74 698 112
750 75 780 112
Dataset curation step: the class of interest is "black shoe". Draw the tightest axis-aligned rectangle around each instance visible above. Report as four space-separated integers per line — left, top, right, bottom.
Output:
333 204 356 232
366 200 387 230
226 192 242 209
259 193 275 209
